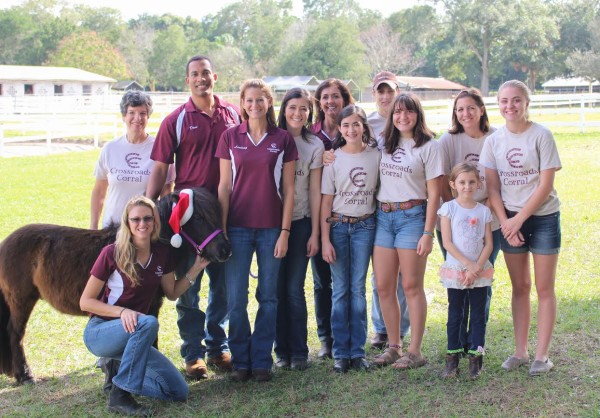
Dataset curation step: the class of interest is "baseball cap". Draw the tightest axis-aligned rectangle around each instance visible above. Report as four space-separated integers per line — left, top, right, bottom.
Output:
373 71 398 91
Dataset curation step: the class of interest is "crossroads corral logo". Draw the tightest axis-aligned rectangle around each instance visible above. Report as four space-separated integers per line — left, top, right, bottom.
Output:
350 167 367 187
267 143 281 153
464 153 480 163
125 153 142 169
391 148 406 163
506 148 524 169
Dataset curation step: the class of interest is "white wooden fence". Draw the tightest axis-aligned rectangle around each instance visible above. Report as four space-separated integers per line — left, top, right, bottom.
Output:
1 92 599 157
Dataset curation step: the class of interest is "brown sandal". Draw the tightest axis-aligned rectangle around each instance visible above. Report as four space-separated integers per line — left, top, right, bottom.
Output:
391 352 427 369
373 347 402 367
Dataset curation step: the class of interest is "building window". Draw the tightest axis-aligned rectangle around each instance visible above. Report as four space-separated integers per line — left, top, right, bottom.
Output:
54 85 63 95
24 84 34 95
82 84 92 95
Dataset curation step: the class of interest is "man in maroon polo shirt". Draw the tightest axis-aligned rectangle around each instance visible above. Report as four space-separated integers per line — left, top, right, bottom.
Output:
146 55 240 380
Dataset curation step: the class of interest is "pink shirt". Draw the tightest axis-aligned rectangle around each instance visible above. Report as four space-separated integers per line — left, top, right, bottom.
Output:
216 122 298 228
151 96 240 194
89 242 174 320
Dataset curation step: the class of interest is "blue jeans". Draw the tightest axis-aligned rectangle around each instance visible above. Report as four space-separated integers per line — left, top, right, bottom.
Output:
176 254 229 362
501 210 561 255
447 287 489 353
275 217 311 361
225 227 282 370
370 271 410 337
437 228 501 348
311 251 332 343
84 315 188 401
329 216 375 359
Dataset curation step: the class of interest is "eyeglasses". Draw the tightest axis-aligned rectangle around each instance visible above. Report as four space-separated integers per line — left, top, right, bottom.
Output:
128 216 154 224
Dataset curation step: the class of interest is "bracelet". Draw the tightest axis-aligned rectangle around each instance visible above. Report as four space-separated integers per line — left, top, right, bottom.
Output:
185 273 196 287
422 231 434 237
281 228 291 233
119 307 126 317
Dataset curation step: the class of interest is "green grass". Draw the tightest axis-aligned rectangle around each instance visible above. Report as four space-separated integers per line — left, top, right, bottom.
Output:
0 133 599 417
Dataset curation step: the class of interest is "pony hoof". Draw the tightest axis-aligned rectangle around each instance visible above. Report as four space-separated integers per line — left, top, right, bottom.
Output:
17 376 36 385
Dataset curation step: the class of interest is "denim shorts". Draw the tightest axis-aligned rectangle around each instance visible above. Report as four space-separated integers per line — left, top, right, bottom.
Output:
501 210 561 255
374 204 426 250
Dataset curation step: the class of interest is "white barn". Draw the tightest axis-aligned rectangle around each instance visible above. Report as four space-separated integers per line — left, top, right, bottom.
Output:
0 65 116 97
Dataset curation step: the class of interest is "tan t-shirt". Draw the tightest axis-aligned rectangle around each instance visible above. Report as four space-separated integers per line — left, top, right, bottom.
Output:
322 145 380 217
438 129 500 230
367 111 387 149
479 122 561 216
292 133 325 220
377 138 443 203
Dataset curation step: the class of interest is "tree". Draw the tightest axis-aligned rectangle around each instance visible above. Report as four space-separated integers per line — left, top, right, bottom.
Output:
148 25 188 90
502 0 559 90
277 18 368 84
435 0 514 95
566 16 600 91
117 22 156 87
360 23 423 77
62 5 124 44
202 0 295 74
46 30 130 80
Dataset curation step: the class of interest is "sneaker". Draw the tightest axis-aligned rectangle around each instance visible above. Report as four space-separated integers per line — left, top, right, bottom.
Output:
275 357 290 369
529 359 553 376
370 333 388 350
501 355 529 371
290 359 309 371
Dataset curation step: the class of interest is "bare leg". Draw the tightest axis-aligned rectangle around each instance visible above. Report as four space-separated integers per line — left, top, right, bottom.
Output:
397 249 427 357
504 252 531 359
532 253 558 361
373 246 400 348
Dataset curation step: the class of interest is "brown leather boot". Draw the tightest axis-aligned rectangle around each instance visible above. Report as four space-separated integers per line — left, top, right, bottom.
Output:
185 358 209 380
441 353 460 378
468 355 482 379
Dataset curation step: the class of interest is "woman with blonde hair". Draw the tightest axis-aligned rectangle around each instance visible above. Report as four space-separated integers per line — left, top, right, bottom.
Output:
80 196 209 415
217 79 298 382
480 80 561 376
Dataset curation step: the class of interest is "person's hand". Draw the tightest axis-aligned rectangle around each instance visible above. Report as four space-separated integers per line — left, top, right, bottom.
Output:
461 271 476 287
274 235 289 258
192 255 210 271
323 150 335 165
322 241 336 264
506 230 525 247
120 308 140 333
501 216 524 243
416 234 433 257
306 233 319 257
465 261 482 278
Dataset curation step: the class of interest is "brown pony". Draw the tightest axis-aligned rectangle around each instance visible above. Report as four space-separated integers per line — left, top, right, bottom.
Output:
0 187 230 384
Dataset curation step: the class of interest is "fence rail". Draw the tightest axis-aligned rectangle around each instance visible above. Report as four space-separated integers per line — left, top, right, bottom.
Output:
1 92 599 157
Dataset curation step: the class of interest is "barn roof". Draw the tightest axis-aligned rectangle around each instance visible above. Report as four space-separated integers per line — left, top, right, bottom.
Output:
395 76 466 91
0 65 116 83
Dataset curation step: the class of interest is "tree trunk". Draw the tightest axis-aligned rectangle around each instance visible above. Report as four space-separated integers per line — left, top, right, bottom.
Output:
480 32 490 96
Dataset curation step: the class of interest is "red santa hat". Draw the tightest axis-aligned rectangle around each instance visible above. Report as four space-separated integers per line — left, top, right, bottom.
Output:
168 189 194 248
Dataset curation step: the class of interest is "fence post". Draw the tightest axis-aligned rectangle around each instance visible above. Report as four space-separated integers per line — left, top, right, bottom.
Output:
46 120 52 154
0 124 4 158
94 114 99 148
580 95 585 133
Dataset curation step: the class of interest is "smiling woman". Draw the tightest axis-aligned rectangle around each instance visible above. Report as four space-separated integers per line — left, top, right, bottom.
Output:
89 91 174 230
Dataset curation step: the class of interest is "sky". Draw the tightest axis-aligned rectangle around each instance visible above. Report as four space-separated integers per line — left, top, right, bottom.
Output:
2 0 421 20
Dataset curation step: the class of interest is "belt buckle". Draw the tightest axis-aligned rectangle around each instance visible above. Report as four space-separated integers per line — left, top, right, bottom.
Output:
381 203 392 213
348 216 358 224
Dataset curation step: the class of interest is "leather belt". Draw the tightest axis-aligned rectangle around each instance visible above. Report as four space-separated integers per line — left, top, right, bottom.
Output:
326 212 374 224
378 200 426 213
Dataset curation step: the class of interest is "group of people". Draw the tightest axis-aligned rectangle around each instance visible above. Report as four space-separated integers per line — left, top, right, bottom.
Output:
78 54 561 416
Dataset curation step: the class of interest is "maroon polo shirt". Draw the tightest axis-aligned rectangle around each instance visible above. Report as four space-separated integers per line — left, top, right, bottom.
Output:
89 242 174 320
310 121 335 151
151 95 240 194
215 122 298 229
